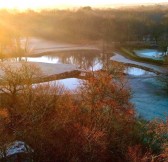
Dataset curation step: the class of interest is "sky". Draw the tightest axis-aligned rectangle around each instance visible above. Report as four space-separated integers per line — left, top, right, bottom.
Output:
0 0 167 10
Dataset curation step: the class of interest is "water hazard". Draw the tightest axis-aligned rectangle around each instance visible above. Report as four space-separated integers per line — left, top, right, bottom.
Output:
9 50 168 120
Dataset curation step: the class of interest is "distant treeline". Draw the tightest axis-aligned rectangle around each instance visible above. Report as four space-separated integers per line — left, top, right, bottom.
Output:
1 5 168 45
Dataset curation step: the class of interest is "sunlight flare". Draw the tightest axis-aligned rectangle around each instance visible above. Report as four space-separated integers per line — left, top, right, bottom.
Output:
0 0 166 10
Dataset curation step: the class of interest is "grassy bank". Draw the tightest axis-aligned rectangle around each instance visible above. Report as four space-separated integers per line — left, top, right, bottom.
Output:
120 48 164 66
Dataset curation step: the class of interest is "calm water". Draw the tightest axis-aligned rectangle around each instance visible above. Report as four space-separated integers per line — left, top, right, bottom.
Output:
34 78 81 90
12 50 168 120
126 67 168 120
16 50 112 71
125 67 154 76
134 49 164 60
129 77 168 120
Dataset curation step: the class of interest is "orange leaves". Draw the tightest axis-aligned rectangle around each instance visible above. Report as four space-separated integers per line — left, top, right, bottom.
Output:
0 108 9 119
0 65 137 161
77 70 134 121
73 123 108 161
161 144 168 160
127 145 155 162
147 119 168 138
0 108 10 133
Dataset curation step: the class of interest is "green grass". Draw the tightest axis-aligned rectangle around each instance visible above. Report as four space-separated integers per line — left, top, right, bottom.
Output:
120 48 164 65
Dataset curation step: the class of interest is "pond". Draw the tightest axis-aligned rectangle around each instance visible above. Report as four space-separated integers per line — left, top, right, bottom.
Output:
124 66 168 120
15 50 112 71
134 49 164 60
129 76 168 120
34 78 82 90
125 67 154 76
10 50 168 120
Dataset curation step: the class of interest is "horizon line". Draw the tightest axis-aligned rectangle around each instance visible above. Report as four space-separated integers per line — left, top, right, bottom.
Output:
0 2 168 12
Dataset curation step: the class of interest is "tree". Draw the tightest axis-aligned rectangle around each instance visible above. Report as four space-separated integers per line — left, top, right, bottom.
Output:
0 27 12 61
158 41 168 55
0 62 42 116
12 35 33 61
0 65 166 161
76 70 135 161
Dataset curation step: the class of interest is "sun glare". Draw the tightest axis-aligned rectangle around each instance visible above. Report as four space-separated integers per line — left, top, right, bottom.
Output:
0 0 166 10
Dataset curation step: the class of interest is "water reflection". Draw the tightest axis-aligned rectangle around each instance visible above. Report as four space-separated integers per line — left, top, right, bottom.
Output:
25 56 59 64
12 50 113 71
6 51 168 120
34 78 81 90
134 49 163 60
125 67 154 76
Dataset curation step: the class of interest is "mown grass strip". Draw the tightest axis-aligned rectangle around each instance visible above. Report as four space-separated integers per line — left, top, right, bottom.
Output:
120 48 164 65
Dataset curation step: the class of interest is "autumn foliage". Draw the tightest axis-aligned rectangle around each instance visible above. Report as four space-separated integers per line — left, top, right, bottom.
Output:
0 63 168 162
